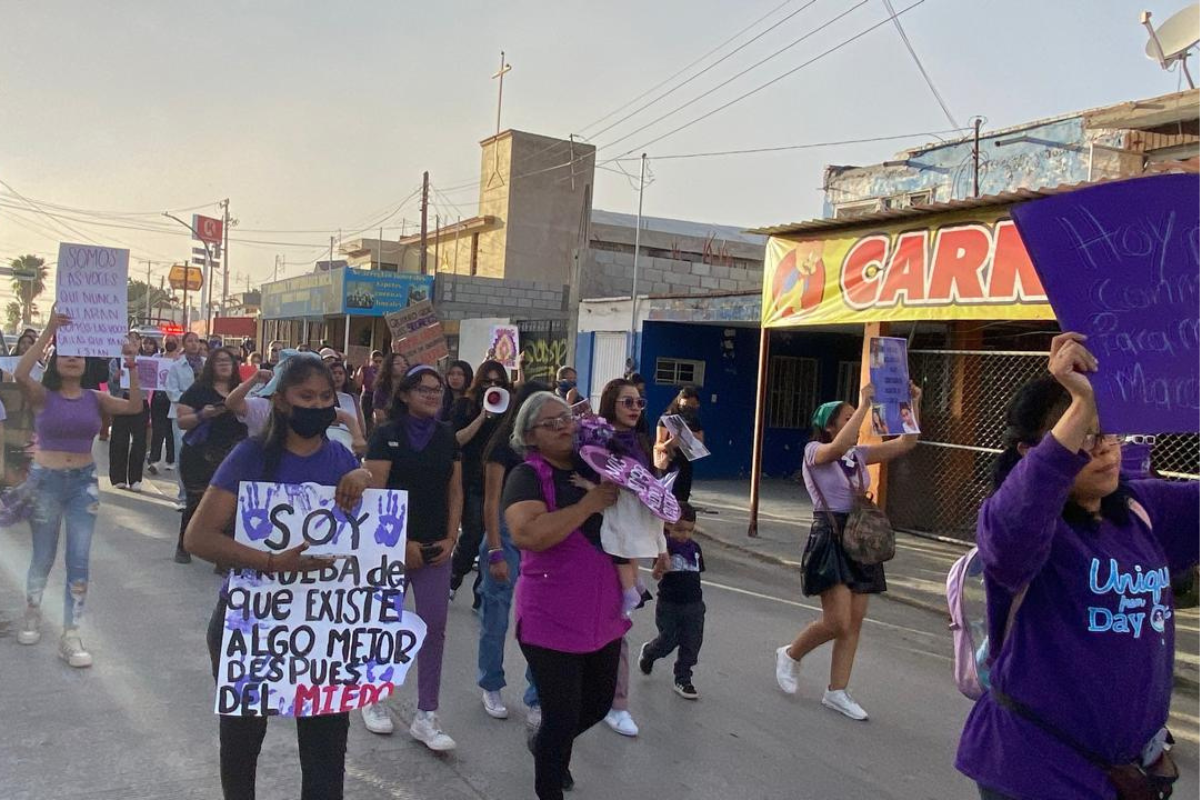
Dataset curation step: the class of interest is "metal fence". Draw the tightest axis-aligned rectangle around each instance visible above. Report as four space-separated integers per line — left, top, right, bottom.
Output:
887 349 1199 543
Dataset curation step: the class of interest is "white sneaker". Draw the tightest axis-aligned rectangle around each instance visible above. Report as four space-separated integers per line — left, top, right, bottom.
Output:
173 500 186 511
775 646 800 695
525 706 542 730
410 710 456 751
482 690 509 720
164 462 176 471
604 708 639 737
128 482 143 493
17 607 41 645
822 688 868 721
59 629 93 668
114 482 129 490
361 703 394 735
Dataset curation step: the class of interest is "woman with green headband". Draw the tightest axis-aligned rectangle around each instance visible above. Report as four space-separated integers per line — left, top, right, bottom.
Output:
774 380 921 721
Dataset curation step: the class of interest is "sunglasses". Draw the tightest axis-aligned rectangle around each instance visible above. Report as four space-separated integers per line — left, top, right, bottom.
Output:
1122 435 1156 446
532 412 575 432
619 397 647 410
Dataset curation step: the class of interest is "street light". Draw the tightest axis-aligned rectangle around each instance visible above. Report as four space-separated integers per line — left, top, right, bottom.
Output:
162 212 213 331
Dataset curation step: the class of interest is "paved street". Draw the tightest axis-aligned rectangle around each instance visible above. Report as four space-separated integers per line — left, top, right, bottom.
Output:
2 462 1197 800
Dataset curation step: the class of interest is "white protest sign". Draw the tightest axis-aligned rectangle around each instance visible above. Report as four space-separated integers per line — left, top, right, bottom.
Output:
0 356 43 382
54 243 129 358
217 482 426 717
660 414 710 462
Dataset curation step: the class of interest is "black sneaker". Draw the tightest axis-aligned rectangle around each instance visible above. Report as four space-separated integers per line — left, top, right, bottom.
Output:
562 768 575 792
174 546 192 565
673 681 698 700
637 642 653 676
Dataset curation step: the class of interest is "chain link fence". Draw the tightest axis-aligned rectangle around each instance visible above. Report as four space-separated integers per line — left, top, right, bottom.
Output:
887 349 1199 543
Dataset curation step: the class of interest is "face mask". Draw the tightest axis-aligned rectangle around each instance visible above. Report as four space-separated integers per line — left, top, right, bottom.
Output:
288 404 337 439
165 342 178 352
558 380 576 392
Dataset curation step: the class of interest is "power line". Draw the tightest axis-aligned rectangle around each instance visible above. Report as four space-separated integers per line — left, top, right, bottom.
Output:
615 129 967 160
879 0 958 128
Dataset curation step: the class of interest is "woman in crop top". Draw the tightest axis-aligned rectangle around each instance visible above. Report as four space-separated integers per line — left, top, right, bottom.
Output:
13 308 145 668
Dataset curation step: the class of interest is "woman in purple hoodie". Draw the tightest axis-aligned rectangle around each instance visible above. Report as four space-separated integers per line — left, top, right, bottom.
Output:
504 391 623 800
957 333 1197 799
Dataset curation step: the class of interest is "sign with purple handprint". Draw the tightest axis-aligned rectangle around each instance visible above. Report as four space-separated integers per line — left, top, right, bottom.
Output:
218 482 426 718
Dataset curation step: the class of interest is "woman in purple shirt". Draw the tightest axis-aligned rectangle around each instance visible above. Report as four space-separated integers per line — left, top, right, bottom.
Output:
957 333 1197 800
504 392 622 800
14 309 144 667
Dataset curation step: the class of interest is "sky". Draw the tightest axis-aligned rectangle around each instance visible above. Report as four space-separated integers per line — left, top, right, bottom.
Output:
0 0 1191 315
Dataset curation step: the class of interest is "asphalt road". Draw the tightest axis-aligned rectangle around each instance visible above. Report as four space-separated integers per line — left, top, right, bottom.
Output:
1 468 1196 800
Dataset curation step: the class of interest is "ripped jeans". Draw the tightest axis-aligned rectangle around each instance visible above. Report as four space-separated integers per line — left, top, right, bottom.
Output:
26 464 100 629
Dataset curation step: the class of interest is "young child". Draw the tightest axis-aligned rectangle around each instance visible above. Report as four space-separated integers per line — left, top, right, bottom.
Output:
637 502 705 699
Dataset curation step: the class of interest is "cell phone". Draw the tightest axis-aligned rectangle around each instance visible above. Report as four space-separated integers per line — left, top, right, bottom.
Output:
420 543 441 564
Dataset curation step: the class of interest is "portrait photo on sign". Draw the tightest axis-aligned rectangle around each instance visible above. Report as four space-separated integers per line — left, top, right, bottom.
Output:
867 336 919 436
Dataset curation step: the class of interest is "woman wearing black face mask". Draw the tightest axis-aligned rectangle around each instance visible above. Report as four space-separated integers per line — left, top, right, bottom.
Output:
184 354 371 800
554 366 580 405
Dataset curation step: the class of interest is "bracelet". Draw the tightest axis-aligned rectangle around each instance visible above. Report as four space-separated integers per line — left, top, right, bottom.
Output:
487 549 506 565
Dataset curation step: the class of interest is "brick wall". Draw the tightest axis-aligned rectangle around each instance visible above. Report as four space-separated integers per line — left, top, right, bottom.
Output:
435 273 569 320
581 248 763 298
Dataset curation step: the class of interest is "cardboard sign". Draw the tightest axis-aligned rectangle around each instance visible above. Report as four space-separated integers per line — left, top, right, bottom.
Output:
216 482 426 718
54 243 130 358
579 445 681 522
867 337 919 436
1012 174 1200 433
659 414 711 461
346 345 372 368
385 300 448 366
488 325 521 370
119 357 171 390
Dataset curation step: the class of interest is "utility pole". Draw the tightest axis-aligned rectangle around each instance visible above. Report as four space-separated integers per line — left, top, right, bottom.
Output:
329 236 335 272
454 215 462 274
433 214 440 273
419 171 429 274
490 51 512 184
221 198 230 316
627 153 648 367
972 118 982 198
145 260 152 324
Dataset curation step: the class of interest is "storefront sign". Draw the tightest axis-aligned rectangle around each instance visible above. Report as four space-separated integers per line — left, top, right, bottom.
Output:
261 271 343 319
762 210 1053 327
1012 174 1199 434
343 270 432 317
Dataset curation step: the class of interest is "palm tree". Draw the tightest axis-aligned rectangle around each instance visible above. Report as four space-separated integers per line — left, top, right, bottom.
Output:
5 301 20 332
9 254 47 327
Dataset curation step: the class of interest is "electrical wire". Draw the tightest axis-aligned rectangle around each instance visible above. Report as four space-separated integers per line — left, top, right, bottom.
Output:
610 129 968 160
879 0 958 128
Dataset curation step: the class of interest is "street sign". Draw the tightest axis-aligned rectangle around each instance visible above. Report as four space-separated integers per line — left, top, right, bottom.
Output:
192 214 224 245
169 264 204 291
10 267 38 280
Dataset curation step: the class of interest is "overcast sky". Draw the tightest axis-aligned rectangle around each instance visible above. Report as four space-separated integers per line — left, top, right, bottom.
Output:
0 0 1189 309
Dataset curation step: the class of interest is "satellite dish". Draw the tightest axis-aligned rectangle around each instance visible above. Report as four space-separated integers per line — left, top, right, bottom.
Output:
1142 5 1199 87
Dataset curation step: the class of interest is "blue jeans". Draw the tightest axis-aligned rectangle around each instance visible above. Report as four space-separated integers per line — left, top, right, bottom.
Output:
26 464 100 628
477 525 539 708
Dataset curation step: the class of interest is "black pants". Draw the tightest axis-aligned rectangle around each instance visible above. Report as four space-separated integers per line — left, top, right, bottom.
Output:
643 599 705 682
451 484 485 591
148 392 174 465
178 443 228 549
206 604 348 800
360 392 374 436
109 401 149 486
521 638 621 800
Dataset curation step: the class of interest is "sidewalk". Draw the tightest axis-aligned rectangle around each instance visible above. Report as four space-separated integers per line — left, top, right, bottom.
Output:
688 478 1199 693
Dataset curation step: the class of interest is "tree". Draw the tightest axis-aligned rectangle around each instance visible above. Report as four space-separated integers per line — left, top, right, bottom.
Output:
5 301 21 332
9 254 47 327
127 278 178 326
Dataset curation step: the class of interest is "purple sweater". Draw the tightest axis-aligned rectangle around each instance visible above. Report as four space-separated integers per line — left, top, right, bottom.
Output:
956 436 1199 799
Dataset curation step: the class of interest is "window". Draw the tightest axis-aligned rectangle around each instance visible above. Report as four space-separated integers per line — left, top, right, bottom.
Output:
655 358 705 387
833 199 883 219
836 360 861 403
767 356 819 429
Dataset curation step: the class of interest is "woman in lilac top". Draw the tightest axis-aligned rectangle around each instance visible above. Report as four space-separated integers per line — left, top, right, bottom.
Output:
14 308 145 668
957 333 1197 800
504 392 623 800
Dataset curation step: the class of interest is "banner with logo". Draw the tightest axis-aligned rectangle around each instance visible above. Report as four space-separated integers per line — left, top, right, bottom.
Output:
761 209 1054 328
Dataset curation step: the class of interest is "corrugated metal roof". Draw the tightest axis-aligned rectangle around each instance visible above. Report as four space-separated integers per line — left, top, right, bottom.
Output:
750 164 1199 238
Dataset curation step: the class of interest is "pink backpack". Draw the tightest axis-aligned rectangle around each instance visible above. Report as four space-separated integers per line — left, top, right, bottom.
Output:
947 499 1151 700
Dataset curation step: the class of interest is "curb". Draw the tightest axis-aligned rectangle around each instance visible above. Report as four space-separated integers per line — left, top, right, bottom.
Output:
694 529 1200 696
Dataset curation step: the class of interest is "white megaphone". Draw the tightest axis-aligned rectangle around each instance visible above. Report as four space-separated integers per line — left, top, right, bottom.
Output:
484 386 511 416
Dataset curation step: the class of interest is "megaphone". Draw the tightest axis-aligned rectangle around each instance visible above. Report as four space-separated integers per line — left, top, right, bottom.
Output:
484 386 511 416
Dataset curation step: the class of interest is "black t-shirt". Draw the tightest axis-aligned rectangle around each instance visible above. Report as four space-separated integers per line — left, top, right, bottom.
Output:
658 538 705 604
502 456 604 549
179 384 247 451
452 397 501 491
486 439 525 484
367 420 460 543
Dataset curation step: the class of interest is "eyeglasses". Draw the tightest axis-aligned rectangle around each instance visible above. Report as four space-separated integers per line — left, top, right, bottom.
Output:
412 386 445 398
1082 432 1122 453
619 397 647 410
532 412 575 432
1122 435 1157 446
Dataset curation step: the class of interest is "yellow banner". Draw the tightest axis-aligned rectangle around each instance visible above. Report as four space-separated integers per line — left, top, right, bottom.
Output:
761 208 1055 327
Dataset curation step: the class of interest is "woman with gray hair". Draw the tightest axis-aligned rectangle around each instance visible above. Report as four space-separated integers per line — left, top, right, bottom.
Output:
503 392 623 800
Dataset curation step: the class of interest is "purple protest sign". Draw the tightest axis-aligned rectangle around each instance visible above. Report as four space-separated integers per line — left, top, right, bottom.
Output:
1011 174 1199 434
579 445 681 522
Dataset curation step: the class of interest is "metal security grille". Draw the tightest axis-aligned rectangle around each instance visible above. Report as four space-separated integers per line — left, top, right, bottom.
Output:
887 349 1200 543
767 356 818 430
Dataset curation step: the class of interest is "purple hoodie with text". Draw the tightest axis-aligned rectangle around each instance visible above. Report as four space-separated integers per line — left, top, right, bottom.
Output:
956 435 1198 799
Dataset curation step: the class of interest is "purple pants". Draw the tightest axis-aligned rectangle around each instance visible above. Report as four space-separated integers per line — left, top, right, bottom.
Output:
405 559 451 712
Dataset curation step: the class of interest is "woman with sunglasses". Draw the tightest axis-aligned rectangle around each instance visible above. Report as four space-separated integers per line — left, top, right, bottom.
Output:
957 334 1197 800
504 392 623 798
449 359 511 603
361 365 463 751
